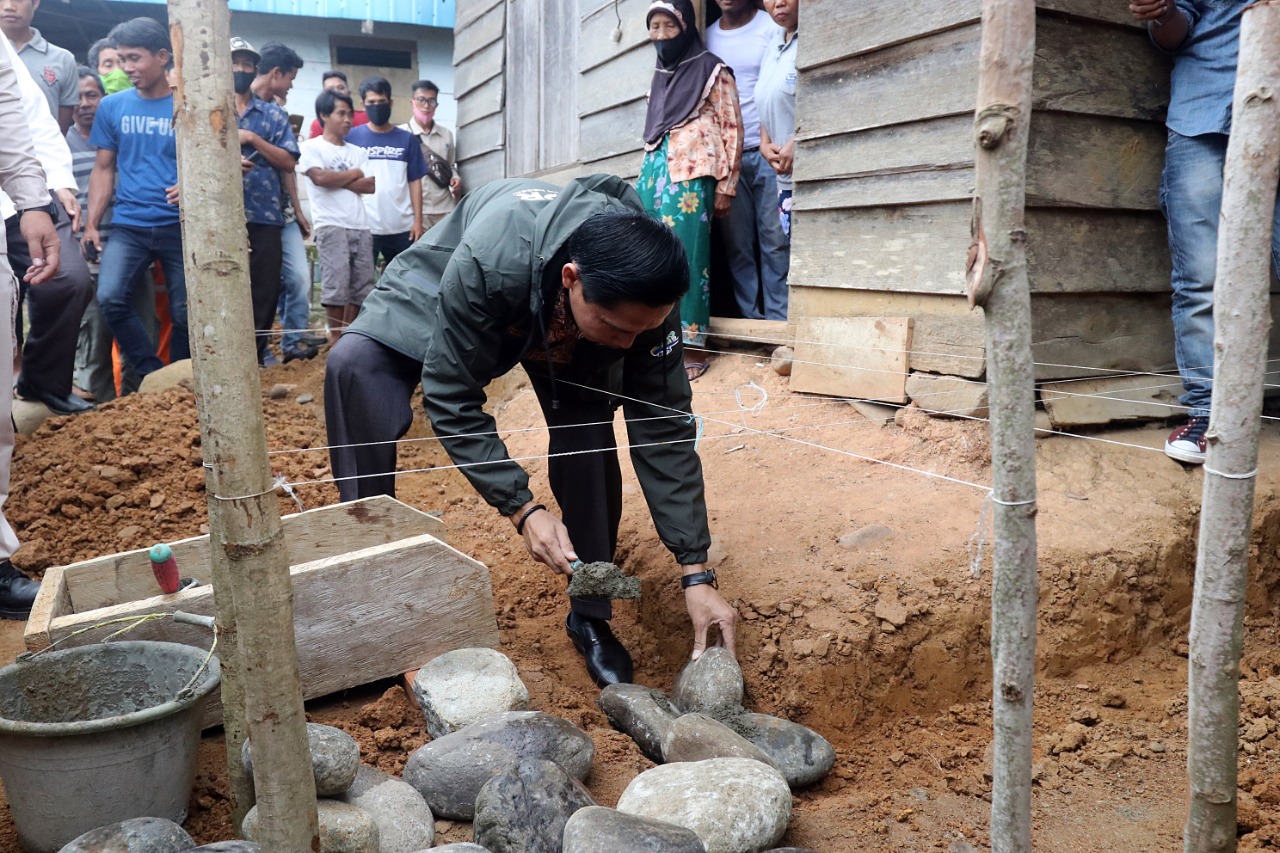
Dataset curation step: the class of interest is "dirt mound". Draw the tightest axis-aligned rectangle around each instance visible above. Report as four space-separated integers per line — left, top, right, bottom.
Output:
0 346 1277 850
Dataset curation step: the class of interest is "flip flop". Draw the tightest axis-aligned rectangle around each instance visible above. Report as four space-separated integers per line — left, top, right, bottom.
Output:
685 361 710 382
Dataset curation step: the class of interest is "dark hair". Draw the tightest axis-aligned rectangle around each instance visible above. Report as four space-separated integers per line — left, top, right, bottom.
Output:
315 89 353 122
322 70 348 85
359 76 391 99
76 65 105 93
257 42 303 76
87 38 115 72
108 17 171 62
411 79 439 96
568 210 689 308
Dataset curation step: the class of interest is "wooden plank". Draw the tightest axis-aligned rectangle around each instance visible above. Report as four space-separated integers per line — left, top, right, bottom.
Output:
795 114 973 185
455 38 504 100
1026 113 1164 211
457 74 504 128
581 148 645 181
798 24 980 141
791 316 914 403
579 98 648 163
456 0 504 32
581 0 653 73
36 534 500 727
1037 0 1146 29
454 2 505 65
1025 209 1170 293
458 148 506 189
580 43 653 118
539 0 580 171
801 0 979 70
457 111 504 161
1041 373 1181 426
1034 15 1171 122
53 497 444 616
504 0 539 177
706 318 792 346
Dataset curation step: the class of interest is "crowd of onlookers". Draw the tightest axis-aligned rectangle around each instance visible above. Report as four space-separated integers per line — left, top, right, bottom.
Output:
2 3 463 415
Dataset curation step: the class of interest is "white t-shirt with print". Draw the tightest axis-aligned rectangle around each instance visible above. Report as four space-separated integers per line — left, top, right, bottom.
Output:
706 9 780 149
297 136 370 230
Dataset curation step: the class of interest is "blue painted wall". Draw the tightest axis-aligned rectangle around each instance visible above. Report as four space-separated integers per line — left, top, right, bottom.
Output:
110 0 455 28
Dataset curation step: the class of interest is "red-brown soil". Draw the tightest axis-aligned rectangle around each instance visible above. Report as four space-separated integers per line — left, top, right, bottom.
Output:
0 346 1277 851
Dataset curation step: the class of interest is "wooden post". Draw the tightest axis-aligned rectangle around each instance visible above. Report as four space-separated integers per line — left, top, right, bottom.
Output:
967 0 1038 851
1184 5 1280 852
166 0 320 846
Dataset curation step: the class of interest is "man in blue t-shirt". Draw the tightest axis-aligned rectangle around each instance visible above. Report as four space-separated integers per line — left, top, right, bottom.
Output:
346 76 427 267
82 16 188 376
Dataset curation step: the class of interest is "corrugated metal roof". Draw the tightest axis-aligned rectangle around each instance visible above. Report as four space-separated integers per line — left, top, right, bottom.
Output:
114 0 455 28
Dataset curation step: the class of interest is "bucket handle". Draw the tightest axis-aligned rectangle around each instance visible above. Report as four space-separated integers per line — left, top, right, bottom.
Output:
18 610 219 702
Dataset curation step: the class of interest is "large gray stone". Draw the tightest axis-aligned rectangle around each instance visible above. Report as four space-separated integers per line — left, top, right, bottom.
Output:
739 713 837 788
57 818 194 853
672 648 744 716
187 845 261 852
242 800 379 853
661 713 779 770
562 806 706 853
403 711 594 820
243 722 360 796
598 683 679 763
616 759 792 853
335 765 435 852
412 648 529 739
473 758 595 853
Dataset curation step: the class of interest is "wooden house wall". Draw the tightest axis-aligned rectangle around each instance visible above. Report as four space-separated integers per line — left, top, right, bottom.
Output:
454 0 507 191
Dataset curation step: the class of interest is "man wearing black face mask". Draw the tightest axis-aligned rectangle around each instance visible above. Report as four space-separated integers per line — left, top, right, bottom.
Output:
346 76 427 267
232 37 300 363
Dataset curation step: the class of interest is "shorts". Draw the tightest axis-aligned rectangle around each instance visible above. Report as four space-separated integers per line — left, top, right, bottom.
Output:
315 225 375 308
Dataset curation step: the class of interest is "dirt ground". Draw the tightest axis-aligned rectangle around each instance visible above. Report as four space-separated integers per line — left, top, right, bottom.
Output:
0 345 1276 851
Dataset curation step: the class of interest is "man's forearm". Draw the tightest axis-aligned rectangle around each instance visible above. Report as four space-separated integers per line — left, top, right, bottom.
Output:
86 166 112 230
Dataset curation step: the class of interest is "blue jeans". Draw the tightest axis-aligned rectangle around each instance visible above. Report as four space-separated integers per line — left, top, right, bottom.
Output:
721 148 791 321
277 221 311 350
1161 131 1280 417
96 223 189 375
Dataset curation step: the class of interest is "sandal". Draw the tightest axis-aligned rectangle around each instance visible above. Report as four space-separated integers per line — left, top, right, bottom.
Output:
685 361 710 382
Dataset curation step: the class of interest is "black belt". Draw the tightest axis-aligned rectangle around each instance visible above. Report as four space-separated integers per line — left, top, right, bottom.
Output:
743 146 760 153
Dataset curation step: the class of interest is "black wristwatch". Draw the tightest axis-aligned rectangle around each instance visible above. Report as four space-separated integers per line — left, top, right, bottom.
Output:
681 569 718 590
17 202 57 220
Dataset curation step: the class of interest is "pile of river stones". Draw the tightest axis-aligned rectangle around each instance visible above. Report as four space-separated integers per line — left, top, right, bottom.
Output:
58 646 832 853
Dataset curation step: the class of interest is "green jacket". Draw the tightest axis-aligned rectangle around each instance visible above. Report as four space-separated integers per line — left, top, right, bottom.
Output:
348 175 710 565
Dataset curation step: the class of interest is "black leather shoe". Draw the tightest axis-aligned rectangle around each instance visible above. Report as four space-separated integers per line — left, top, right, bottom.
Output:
0 560 39 620
565 612 633 687
282 343 318 363
300 331 328 348
15 377 94 415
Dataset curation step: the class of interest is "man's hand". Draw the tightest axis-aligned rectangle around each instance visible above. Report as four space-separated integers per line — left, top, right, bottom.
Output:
776 137 794 176
20 210 60 285
760 140 781 168
410 219 425 241
350 176 376 194
238 128 259 147
241 157 254 175
296 209 312 240
449 176 462 198
515 504 579 576
165 183 181 205
1129 0 1171 22
713 191 732 219
55 188 81 232
81 224 102 259
684 575 737 661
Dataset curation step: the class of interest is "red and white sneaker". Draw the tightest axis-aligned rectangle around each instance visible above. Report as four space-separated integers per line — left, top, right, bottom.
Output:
1165 416 1208 464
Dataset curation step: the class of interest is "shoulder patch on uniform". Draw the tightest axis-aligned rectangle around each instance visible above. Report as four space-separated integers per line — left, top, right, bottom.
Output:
513 188 559 202
650 330 680 358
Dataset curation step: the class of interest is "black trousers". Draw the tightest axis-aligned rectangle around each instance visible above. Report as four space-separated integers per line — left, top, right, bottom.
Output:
6 208 93 397
372 231 412 268
246 223 283 363
324 332 619 618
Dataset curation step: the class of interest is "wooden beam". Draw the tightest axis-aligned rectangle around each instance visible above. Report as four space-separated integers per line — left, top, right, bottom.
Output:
790 316 914 403
705 318 792 346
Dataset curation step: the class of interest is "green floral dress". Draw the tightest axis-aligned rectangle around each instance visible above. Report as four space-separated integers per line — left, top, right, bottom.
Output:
637 137 715 348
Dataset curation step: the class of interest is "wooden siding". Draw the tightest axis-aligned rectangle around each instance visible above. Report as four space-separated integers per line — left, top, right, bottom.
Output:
454 0 506 190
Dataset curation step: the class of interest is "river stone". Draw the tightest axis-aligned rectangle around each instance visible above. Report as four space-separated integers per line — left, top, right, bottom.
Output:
661 713 779 770
187 845 262 852
473 758 596 852
739 713 837 788
616 758 792 853
672 648 744 716
242 800 379 853
335 765 435 852
242 722 360 796
562 806 706 853
564 561 641 600
403 711 594 820
412 648 530 739
57 818 194 853
598 683 679 763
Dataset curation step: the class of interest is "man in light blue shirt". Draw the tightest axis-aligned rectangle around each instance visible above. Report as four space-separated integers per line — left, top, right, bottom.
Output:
1132 0 1280 464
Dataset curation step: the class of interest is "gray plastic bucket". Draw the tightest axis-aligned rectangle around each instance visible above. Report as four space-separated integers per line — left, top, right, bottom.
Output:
0 640 221 853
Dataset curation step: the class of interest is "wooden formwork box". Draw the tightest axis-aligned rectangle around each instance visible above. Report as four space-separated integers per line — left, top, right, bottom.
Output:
24 496 500 726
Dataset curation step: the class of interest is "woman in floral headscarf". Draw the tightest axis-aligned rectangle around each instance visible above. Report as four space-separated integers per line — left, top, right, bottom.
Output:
637 0 743 382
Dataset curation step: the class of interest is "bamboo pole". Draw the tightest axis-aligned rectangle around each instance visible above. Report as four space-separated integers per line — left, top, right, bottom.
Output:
1184 5 1280 851
166 0 319 846
967 0 1038 850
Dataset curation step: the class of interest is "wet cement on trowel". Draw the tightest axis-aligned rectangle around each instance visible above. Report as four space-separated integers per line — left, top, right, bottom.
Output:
565 561 641 600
